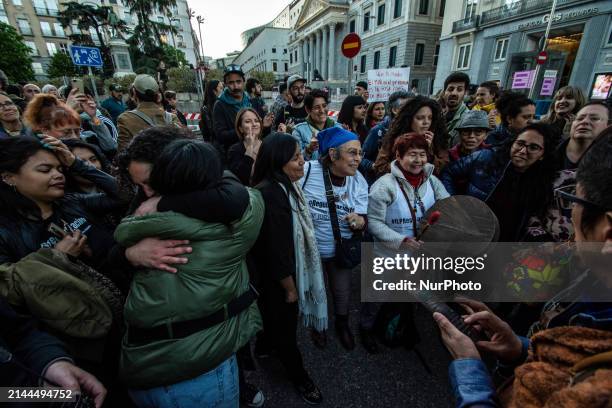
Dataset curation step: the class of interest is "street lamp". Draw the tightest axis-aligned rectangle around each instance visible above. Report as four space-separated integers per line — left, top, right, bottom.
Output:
196 15 205 64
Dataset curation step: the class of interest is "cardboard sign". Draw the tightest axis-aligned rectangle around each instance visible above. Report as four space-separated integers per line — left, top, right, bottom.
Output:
367 68 411 102
511 70 536 89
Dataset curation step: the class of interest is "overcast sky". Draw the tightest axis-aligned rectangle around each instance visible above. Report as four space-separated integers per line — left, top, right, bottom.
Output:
188 0 293 59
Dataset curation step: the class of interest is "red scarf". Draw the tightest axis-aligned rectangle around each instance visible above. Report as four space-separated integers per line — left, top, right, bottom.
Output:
399 167 424 189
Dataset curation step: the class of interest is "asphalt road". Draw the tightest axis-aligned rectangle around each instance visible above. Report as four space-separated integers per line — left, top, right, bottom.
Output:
244 266 455 408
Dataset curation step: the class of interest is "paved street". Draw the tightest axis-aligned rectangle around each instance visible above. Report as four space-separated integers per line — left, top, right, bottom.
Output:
245 267 455 408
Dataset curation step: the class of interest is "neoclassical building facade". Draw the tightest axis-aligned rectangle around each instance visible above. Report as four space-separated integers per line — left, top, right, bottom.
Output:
288 0 351 83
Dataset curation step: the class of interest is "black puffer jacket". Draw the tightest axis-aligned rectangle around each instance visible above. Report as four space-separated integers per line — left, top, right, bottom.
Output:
0 158 121 269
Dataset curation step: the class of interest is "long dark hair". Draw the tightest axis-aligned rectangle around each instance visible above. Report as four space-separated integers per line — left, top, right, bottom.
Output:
337 95 368 141
150 139 222 195
252 132 301 201
204 80 221 112
493 123 558 217
0 137 54 216
374 96 446 175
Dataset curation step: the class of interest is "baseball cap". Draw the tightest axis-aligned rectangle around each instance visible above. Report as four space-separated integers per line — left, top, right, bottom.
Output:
356 81 368 90
109 83 124 92
132 74 159 94
224 64 245 80
287 74 306 90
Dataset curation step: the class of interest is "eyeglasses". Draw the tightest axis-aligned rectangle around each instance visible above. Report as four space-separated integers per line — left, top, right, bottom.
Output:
513 140 543 154
0 101 15 110
341 148 364 158
555 184 611 213
224 64 242 73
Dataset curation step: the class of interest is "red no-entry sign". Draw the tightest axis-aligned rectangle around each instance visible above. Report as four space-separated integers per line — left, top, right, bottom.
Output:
536 51 548 65
341 33 361 59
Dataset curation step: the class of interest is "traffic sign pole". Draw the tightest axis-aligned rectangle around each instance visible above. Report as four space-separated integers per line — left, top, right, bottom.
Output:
529 0 558 100
87 66 99 102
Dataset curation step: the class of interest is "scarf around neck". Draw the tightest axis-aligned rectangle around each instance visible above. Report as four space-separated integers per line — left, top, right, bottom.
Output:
280 182 328 331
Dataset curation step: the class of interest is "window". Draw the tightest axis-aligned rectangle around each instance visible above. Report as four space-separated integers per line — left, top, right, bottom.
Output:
272 48 277 53
418 0 429 15
377 3 385 26
439 0 445 17
26 41 38 55
374 50 381 69
53 23 64 37
464 0 478 21
32 62 44 75
284 63 288 71
273 62 278 71
295 50 298 62
393 0 402 19
414 43 424 65
18 19 32 35
0 16 9 24
46 42 57 55
349 19 356 33
494 37 509 61
59 42 68 53
363 11 371 32
389 45 397 67
290 53 293 64
360 54 367 73
433 44 439 66
40 22 52 36
12 0 22 6
284 48 287 54
456 43 472 69
608 24 612 45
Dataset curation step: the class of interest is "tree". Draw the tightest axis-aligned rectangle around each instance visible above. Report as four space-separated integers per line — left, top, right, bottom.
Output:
47 52 78 79
161 44 188 68
249 71 276 90
0 22 34 82
58 2 129 78
123 0 178 58
205 69 223 82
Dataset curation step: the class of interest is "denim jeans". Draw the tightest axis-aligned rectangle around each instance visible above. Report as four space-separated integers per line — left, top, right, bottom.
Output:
128 355 239 408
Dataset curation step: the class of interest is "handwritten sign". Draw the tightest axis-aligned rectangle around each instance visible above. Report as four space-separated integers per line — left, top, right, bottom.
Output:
540 70 558 96
367 68 410 102
511 70 536 89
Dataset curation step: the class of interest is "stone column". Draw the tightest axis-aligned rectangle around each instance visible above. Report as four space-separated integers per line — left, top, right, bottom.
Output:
297 40 303 76
328 23 336 81
321 26 328 80
313 33 318 79
308 35 314 82
316 30 323 79
301 40 308 78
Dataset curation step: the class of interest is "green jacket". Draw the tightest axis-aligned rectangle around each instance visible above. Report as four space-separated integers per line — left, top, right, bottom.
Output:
115 189 264 389
0 249 115 339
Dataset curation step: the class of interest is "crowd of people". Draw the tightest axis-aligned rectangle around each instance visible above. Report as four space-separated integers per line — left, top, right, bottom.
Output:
0 63 611 408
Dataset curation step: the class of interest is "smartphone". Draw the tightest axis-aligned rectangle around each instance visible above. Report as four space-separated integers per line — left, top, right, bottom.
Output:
71 78 84 94
48 222 67 239
423 300 488 343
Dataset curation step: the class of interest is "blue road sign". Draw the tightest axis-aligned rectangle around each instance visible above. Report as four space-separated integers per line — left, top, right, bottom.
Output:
69 45 103 68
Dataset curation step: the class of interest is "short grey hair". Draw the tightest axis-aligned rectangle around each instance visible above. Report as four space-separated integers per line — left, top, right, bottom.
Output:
41 84 57 93
387 91 414 118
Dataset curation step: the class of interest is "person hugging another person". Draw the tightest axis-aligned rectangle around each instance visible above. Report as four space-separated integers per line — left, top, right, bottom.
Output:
486 92 535 147
116 139 264 408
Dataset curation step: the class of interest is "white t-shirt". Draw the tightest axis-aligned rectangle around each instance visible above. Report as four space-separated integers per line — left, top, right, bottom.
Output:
300 160 369 258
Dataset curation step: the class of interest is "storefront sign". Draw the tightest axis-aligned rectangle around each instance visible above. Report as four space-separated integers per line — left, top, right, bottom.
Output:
367 68 411 102
540 70 558 96
518 7 599 30
511 70 536 89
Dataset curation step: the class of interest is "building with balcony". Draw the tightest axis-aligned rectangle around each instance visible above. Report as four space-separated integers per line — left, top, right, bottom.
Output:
347 0 444 95
434 0 612 100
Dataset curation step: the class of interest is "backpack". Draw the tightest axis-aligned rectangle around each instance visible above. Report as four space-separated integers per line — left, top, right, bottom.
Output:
127 109 176 127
